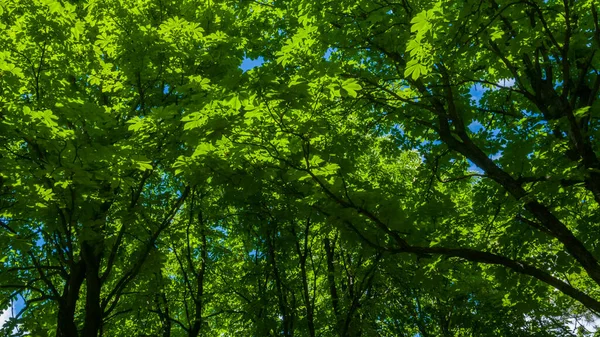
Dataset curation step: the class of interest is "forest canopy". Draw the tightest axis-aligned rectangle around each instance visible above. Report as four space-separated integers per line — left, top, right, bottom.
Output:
1 0 600 336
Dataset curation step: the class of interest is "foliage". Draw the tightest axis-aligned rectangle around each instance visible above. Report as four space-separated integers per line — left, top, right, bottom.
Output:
1 0 600 336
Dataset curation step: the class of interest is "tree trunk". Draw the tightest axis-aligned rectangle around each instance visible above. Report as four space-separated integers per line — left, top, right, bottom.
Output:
82 241 103 337
324 237 343 336
189 228 207 337
56 260 85 337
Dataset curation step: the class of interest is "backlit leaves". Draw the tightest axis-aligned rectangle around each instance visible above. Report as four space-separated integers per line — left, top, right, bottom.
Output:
1 0 599 336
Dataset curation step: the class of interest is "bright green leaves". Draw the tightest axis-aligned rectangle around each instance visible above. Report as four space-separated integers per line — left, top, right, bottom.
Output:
28 107 59 128
157 15 206 61
30 184 55 209
404 59 429 81
243 104 264 120
182 112 208 131
71 20 86 40
39 0 67 15
172 156 189 176
0 0 249 335
53 179 71 190
275 25 319 66
188 75 212 90
1 0 599 336
192 143 216 158
94 32 117 58
410 10 436 35
314 162 340 178
227 95 242 111
126 117 146 132
0 51 24 79
404 4 442 80
20 106 75 139
341 78 362 98
136 160 153 171
35 185 55 202
158 16 204 44
316 77 364 100
489 26 504 41
574 106 591 118
298 155 340 182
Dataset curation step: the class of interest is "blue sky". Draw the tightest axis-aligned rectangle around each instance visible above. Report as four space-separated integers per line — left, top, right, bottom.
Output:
0 296 24 332
238 47 335 72
240 56 264 72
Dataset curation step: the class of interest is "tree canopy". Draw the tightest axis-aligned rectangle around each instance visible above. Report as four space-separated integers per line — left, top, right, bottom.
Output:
1 0 600 336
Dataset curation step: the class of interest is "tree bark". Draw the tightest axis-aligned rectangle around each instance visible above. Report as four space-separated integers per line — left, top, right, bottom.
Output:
82 241 103 337
293 219 315 337
56 260 85 337
324 236 344 336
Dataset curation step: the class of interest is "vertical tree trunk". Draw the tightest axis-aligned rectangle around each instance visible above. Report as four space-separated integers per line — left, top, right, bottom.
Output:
324 236 343 336
293 219 315 337
56 260 85 337
189 226 207 337
267 229 292 336
82 241 103 337
154 292 171 337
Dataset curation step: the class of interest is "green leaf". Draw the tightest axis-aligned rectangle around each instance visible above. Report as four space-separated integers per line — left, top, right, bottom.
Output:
182 113 207 130
574 106 590 118
127 117 145 132
192 143 215 157
341 79 362 98
136 161 153 171
228 95 242 110
404 60 427 80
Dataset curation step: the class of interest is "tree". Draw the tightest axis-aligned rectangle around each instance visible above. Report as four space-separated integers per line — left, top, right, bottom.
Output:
1 0 599 336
